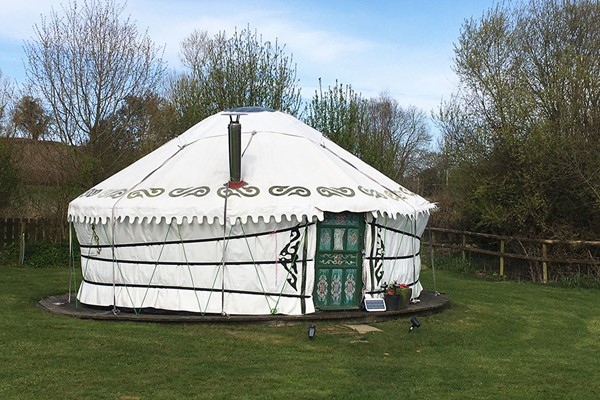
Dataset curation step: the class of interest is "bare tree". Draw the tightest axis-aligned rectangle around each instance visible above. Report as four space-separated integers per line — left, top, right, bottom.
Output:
360 94 432 182
24 0 166 186
0 70 16 137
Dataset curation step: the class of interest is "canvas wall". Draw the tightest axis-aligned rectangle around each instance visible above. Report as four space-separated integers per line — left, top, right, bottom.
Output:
363 213 430 299
74 216 316 315
74 212 428 315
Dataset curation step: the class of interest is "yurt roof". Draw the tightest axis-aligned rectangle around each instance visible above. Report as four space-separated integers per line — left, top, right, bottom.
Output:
68 108 434 225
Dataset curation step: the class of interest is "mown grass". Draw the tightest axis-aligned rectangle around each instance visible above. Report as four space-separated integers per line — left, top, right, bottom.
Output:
1 263 600 399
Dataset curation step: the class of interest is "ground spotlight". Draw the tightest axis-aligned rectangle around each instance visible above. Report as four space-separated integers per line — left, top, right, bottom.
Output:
308 323 316 339
409 316 420 332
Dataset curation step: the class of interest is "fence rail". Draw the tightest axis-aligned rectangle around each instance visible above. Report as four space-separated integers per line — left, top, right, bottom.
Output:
0 217 67 249
3 220 600 283
424 227 600 283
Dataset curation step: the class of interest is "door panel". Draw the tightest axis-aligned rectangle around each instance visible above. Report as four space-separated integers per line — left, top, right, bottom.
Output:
314 212 364 310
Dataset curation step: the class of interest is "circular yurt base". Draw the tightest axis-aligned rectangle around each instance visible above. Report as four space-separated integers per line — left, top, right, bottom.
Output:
38 291 450 325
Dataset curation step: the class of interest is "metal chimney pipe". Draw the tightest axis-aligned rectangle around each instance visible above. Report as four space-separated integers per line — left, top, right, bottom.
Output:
228 116 243 187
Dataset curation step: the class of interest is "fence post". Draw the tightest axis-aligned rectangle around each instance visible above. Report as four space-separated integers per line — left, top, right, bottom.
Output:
19 219 27 266
542 243 548 283
500 240 505 276
429 229 438 294
1 217 5 248
462 233 466 262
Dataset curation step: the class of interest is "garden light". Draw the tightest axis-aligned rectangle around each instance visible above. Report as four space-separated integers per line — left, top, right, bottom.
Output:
308 324 316 339
409 316 420 332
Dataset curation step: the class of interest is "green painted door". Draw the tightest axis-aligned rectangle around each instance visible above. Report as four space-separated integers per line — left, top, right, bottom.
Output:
314 212 364 310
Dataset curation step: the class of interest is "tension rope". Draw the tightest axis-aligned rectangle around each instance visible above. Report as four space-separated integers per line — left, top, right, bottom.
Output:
239 222 274 312
78 224 101 308
175 223 204 314
101 223 137 314
67 222 78 306
137 222 174 314
220 186 232 315
205 225 235 315
270 222 308 314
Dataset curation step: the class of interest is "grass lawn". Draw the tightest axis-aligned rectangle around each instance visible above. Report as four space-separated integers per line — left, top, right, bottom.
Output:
1 264 599 399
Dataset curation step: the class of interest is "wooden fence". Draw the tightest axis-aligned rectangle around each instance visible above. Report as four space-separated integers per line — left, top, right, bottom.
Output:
424 227 600 283
3 219 600 282
0 217 67 249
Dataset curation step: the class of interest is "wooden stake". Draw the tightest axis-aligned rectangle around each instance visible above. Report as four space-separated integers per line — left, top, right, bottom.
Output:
500 240 505 276
542 243 548 283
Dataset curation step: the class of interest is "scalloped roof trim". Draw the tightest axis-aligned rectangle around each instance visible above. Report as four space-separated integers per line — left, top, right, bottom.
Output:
67 204 435 226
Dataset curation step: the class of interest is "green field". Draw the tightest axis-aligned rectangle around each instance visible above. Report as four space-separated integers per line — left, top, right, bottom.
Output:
1 264 599 399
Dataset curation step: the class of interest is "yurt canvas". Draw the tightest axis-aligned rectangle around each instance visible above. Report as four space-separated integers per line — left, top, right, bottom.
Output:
68 107 435 315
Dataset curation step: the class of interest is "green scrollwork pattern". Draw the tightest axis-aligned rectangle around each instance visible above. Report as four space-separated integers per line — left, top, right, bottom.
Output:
268 185 311 197
217 186 260 198
79 188 102 198
127 188 166 199
318 253 357 266
316 186 355 197
98 189 127 199
169 186 210 197
358 186 387 198
384 190 400 200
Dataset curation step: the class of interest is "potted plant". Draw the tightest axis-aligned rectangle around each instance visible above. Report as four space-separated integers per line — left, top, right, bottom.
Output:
395 283 412 309
382 282 401 311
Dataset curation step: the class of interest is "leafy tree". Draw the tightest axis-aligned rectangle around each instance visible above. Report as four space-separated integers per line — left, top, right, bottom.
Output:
0 139 20 209
305 81 432 185
304 79 367 154
12 96 50 140
24 0 166 186
170 26 302 131
103 92 178 159
0 71 19 209
437 0 600 237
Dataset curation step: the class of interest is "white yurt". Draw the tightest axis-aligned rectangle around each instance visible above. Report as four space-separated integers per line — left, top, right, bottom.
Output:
67 107 435 315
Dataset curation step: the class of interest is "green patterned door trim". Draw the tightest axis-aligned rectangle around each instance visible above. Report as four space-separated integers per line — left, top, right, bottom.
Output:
313 212 364 311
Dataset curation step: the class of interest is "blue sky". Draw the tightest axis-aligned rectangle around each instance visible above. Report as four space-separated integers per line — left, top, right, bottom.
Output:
0 0 498 116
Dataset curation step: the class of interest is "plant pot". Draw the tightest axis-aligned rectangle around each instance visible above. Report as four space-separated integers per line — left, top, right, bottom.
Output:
396 288 412 308
384 294 401 311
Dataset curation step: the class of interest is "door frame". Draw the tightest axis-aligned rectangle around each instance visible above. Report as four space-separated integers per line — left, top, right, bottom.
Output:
313 212 365 310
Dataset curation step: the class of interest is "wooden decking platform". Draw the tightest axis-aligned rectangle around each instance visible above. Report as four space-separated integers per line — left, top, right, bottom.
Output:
38 290 450 325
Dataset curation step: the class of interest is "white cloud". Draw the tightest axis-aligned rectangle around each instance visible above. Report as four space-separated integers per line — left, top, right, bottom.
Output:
0 0 486 116
0 1 56 40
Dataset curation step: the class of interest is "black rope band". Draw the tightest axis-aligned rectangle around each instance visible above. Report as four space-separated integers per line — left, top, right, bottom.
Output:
80 222 315 249
81 279 311 299
363 252 420 260
366 222 422 240
81 254 313 267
